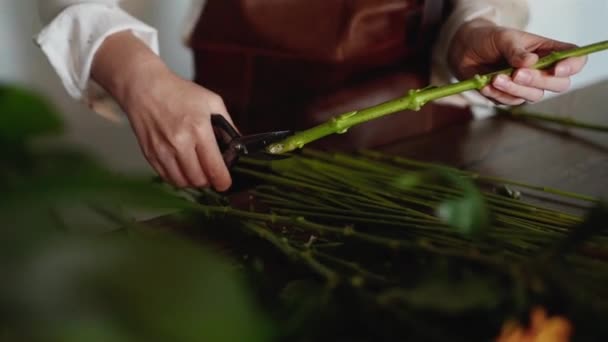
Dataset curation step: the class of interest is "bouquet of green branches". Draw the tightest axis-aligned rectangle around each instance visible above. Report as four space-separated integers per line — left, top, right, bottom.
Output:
185 148 608 342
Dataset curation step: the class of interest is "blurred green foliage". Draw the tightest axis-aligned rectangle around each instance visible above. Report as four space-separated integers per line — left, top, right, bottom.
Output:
0 85 273 342
0 85 63 141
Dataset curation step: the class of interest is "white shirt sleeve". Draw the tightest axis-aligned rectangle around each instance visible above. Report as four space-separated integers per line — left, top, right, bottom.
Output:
35 0 159 119
430 0 529 118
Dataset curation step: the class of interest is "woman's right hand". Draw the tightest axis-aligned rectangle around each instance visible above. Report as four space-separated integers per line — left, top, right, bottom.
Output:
92 31 233 190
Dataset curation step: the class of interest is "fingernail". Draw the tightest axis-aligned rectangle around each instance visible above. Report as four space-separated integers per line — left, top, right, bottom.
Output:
494 75 509 90
514 70 531 85
555 65 570 77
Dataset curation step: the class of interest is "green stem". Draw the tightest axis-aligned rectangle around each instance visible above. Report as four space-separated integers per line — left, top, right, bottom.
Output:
194 204 510 267
472 174 599 203
235 166 430 218
264 204 439 226
242 151 582 230
267 41 608 154
308 249 390 285
239 221 340 286
272 208 451 232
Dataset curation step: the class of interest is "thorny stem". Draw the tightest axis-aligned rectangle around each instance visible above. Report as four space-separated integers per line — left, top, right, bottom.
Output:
263 150 584 226
238 221 340 286
194 204 512 269
308 150 591 225
235 167 434 219
263 199 564 248
267 41 608 154
189 149 608 318
233 151 597 249
311 249 390 285
272 208 452 232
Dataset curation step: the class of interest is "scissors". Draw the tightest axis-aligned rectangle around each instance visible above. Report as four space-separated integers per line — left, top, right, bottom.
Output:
211 114 294 168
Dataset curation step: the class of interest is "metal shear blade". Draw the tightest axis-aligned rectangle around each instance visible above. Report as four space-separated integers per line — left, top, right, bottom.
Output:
211 114 293 168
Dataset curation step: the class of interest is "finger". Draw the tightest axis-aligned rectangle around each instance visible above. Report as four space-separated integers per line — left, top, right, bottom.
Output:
133 130 170 182
492 74 545 102
553 56 588 77
162 156 189 188
531 37 577 56
480 85 526 106
512 69 571 93
176 149 209 188
520 35 587 75
148 158 169 181
195 123 232 192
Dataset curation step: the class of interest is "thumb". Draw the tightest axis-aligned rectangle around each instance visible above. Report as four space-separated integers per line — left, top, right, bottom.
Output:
496 32 539 68
505 46 539 68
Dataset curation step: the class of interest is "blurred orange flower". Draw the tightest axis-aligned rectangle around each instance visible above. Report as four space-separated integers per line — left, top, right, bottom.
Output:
496 307 572 342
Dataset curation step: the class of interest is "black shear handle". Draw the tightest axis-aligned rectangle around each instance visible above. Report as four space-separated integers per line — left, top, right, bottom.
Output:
211 114 240 139
210 114 241 168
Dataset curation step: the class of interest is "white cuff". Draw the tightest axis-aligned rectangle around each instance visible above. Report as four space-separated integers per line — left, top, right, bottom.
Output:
35 3 159 112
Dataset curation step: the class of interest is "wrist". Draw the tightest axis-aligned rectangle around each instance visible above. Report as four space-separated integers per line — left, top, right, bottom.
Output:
91 31 172 113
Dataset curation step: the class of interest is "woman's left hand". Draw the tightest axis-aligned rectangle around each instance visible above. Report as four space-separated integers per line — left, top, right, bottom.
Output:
448 18 588 105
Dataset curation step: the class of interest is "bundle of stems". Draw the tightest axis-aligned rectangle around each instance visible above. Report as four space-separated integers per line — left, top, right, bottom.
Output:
190 149 608 329
266 40 608 154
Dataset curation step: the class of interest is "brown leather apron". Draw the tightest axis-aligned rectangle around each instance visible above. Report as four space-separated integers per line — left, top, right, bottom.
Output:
190 0 471 150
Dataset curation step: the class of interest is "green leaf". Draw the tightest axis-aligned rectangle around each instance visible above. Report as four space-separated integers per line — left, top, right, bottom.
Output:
0 85 63 141
435 171 490 236
437 196 487 235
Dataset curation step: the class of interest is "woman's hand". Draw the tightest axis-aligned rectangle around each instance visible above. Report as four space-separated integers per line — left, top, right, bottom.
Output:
448 19 587 105
92 31 233 190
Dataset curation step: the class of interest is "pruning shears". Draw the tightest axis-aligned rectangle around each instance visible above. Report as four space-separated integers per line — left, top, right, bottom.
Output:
211 114 293 168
